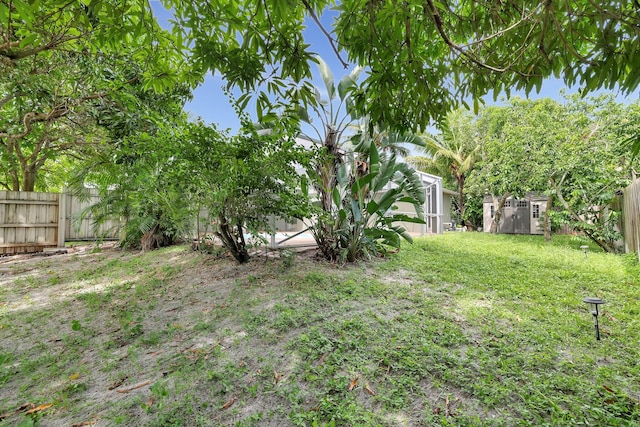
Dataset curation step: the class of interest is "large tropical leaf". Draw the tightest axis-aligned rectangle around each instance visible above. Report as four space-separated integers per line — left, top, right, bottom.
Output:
384 214 425 224
297 105 311 124
316 56 336 101
375 187 404 215
337 65 363 100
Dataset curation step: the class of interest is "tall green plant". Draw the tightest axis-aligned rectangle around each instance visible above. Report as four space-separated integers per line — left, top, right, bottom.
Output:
71 122 197 250
182 121 309 263
298 56 363 213
307 143 425 262
299 57 425 261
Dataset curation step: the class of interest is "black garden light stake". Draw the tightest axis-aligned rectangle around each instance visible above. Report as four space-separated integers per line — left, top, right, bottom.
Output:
583 298 605 340
580 245 589 258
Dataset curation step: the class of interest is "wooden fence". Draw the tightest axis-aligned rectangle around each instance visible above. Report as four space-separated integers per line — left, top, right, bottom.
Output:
622 179 640 255
0 190 119 255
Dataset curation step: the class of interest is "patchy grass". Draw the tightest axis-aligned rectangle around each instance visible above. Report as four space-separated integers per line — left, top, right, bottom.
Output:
1 233 639 426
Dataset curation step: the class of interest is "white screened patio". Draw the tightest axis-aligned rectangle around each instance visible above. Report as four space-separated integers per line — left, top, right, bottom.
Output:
267 170 447 248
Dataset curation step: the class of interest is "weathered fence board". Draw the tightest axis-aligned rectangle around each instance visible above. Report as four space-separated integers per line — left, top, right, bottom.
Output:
63 190 120 242
0 190 119 255
622 180 640 256
0 191 59 254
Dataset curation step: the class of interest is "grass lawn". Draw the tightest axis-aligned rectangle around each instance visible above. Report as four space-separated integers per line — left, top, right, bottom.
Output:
1 233 639 426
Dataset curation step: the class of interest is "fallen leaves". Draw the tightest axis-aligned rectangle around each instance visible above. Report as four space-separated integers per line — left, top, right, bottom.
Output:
71 420 98 427
445 396 454 416
347 375 376 396
601 385 640 409
221 395 236 410
364 383 376 396
348 376 359 391
114 380 152 394
0 403 53 421
184 348 208 363
203 303 230 313
107 376 128 390
25 403 53 415
432 395 457 417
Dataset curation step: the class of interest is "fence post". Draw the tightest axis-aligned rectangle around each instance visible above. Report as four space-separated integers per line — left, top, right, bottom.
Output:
57 192 67 248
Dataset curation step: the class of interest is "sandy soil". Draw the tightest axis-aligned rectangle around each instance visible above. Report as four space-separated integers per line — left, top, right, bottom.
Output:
0 244 353 426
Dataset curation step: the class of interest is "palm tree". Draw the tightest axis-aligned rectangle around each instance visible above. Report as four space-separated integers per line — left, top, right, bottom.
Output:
408 108 481 227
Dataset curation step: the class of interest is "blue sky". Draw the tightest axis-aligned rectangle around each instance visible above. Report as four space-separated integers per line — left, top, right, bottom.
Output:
150 2 638 134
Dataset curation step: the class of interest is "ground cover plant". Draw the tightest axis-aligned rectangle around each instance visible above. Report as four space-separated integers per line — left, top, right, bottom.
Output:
1 233 639 426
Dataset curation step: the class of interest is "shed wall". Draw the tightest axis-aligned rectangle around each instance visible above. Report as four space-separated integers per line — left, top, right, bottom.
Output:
483 196 546 235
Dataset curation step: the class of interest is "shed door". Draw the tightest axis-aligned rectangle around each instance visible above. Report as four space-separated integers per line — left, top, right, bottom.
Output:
513 199 530 234
501 199 514 233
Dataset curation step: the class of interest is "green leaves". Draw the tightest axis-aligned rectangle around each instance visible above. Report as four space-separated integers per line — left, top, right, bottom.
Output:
467 95 637 250
316 56 336 102
337 66 363 100
331 0 640 131
310 134 425 261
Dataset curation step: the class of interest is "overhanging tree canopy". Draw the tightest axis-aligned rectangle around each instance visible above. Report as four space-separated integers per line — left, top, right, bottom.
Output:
0 0 185 86
0 0 192 191
168 0 639 131
336 0 640 130
5 1 638 133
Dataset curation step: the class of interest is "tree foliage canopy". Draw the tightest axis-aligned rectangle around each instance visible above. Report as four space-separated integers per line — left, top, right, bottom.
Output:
336 0 640 129
166 0 639 131
467 95 638 251
0 0 185 86
0 0 192 191
4 0 639 133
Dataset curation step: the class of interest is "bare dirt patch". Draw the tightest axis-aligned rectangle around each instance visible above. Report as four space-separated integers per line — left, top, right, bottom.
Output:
1 241 500 427
0 245 361 426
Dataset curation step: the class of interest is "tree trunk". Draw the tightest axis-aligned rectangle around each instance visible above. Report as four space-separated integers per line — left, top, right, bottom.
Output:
140 223 174 251
21 167 37 192
318 125 341 213
10 172 20 191
215 213 250 264
312 125 344 261
489 194 509 233
554 187 617 253
584 229 616 253
543 194 553 241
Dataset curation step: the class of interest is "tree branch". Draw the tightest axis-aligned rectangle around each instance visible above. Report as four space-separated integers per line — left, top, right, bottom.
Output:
0 74 139 141
300 0 349 69
550 3 598 66
424 0 538 77
0 34 85 61
0 40 20 51
461 6 540 49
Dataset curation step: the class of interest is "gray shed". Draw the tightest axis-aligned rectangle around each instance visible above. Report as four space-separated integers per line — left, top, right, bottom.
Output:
483 195 548 235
